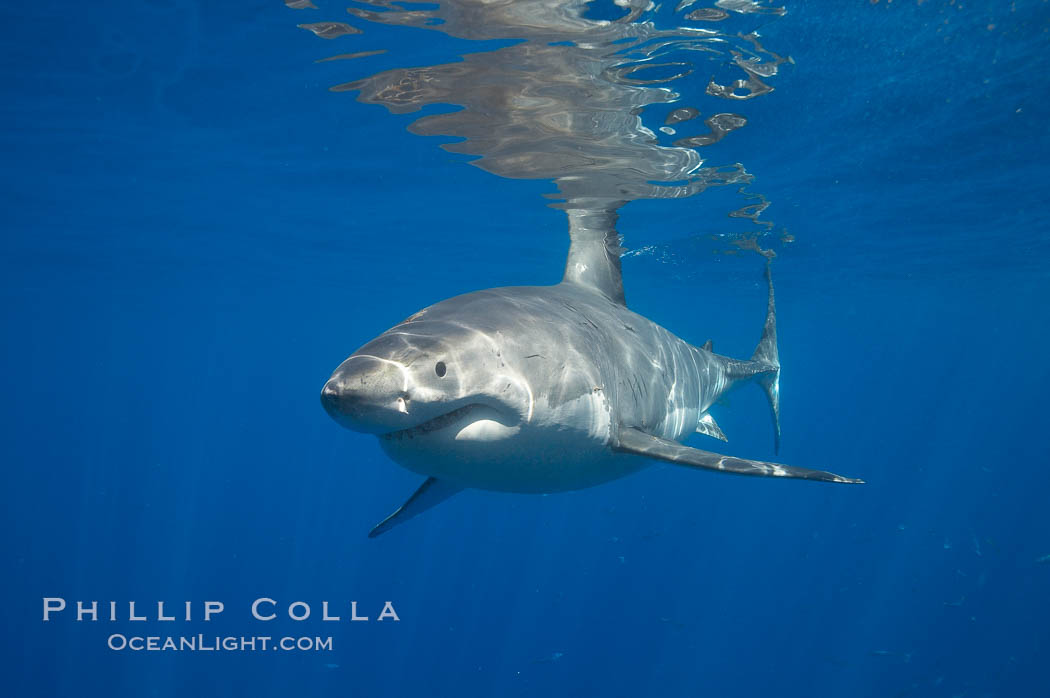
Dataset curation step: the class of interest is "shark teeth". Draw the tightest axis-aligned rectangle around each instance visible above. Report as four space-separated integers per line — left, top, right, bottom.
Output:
380 405 478 441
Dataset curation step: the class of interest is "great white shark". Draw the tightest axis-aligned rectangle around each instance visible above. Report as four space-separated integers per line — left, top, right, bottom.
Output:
321 211 862 537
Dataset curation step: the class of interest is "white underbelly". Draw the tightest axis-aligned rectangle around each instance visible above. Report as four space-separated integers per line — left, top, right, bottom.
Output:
378 408 646 493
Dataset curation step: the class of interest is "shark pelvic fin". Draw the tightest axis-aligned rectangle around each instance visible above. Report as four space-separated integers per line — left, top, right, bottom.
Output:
368 477 463 538
613 427 862 484
695 413 728 442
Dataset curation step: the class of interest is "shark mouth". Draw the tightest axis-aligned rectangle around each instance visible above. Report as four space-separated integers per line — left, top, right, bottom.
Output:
380 404 481 441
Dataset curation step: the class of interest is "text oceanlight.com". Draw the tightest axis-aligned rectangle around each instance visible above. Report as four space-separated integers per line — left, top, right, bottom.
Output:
107 634 333 652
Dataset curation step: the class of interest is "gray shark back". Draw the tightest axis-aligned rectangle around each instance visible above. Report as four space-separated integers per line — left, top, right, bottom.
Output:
404 282 730 446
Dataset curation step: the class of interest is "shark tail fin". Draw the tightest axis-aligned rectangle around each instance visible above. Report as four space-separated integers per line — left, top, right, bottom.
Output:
751 262 781 454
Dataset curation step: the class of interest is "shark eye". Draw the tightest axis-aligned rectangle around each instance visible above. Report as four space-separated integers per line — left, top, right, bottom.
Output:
435 361 447 378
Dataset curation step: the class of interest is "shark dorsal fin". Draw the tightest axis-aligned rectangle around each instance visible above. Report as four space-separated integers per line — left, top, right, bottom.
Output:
561 205 626 305
702 339 713 351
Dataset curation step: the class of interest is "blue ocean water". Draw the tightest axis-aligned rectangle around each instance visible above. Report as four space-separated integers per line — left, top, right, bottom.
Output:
2 1 1048 697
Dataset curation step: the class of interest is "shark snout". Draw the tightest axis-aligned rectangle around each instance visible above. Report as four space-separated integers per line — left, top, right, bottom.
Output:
321 355 411 434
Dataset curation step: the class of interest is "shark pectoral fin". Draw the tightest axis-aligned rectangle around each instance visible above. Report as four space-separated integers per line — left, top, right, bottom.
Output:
695 413 728 442
368 477 463 538
613 427 863 484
